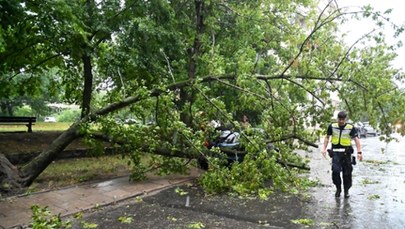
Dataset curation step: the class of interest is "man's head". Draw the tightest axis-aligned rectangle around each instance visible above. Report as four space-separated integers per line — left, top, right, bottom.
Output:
337 111 347 126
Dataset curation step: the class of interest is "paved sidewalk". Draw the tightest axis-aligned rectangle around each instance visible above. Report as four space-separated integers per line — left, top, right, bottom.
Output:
0 168 202 229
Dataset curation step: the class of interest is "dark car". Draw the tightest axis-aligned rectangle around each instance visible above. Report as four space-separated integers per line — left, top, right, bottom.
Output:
198 129 243 170
197 128 277 170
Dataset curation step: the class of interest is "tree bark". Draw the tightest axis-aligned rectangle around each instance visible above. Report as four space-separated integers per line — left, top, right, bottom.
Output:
22 123 80 182
0 153 22 193
0 122 82 193
81 54 93 118
179 0 204 126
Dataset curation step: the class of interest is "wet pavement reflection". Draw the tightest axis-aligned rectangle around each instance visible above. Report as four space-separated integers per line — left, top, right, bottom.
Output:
308 134 405 228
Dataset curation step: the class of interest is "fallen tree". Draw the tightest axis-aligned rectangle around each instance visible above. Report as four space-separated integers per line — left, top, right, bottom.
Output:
0 75 315 193
1 0 404 196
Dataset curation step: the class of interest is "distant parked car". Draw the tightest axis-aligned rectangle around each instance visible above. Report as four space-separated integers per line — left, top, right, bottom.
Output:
362 122 378 136
355 126 367 138
44 116 56 122
355 122 378 137
354 122 365 137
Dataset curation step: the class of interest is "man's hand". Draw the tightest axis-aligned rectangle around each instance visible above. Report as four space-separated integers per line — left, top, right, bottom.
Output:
321 149 327 158
322 135 330 159
357 152 363 161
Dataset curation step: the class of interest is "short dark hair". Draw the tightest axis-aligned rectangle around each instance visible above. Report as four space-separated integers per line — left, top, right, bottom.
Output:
337 111 347 119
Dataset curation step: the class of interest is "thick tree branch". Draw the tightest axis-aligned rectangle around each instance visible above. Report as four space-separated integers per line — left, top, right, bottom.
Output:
269 134 318 148
90 133 310 171
255 74 367 90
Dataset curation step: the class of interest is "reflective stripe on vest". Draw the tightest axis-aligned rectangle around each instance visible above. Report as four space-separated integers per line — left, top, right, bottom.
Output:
331 123 353 146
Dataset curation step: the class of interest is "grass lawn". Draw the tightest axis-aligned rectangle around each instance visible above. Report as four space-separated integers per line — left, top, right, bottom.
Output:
0 122 72 132
0 122 134 193
28 155 132 193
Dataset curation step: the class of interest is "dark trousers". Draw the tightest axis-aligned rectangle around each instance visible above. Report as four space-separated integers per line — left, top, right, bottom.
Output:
331 151 353 191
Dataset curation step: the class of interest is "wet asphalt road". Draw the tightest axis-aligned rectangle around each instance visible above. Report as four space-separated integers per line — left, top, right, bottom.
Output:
308 133 405 228
78 134 405 229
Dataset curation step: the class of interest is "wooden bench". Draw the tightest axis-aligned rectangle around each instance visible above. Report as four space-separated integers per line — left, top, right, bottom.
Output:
0 116 37 132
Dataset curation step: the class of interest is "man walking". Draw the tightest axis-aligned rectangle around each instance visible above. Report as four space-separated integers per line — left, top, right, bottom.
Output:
321 111 363 198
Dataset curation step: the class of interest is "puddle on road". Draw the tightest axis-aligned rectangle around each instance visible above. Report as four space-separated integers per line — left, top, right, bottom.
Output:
306 134 405 228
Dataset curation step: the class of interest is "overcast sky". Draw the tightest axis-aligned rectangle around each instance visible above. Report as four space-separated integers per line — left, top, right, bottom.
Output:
336 0 405 70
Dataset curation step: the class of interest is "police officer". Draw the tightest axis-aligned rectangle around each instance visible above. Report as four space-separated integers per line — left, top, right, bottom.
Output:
321 111 363 198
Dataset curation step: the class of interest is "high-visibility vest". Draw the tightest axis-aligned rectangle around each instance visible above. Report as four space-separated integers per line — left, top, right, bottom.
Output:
331 123 353 146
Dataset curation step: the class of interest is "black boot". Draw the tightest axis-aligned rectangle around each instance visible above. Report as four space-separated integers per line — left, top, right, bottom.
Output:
344 189 350 198
335 186 341 197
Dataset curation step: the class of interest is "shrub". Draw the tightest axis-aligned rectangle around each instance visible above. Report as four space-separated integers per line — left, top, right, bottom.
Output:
14 105 34 116
56 109 80 122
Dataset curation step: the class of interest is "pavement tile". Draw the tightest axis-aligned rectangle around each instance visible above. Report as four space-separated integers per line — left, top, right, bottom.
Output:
69 187 94 196
0 211 31 228
53 191 83 202
150 178 174 187
0 168 201 229
31 196 64 208
47 205 70 215
34 191 62 201
77 193 115 205
89 177 129 190
119 181 160 194
53 198 92 212
21 194 42 202
0 202 13 213
53 187 89 200
103 189 131 199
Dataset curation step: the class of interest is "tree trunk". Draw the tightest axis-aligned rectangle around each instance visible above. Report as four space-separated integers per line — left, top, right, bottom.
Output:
0 102 5 115
81 54 93 118
0 122 81 193
179 0 204 126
